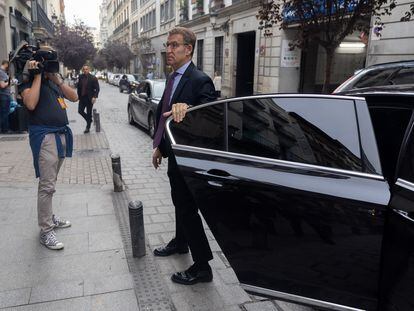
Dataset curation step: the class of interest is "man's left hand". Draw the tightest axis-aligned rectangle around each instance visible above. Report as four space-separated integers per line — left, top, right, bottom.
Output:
163 103 189 123
91 97 96 104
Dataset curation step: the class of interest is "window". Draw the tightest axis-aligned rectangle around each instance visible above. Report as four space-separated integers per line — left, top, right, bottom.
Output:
196 39 204 70
353 68 398 89
214 37 224 75
227 97 362 171
161 3 165 22
170 104 226 151
399 130 414 183
391 67 414 85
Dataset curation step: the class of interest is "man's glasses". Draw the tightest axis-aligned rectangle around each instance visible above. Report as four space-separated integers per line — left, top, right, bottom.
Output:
164 42 188 49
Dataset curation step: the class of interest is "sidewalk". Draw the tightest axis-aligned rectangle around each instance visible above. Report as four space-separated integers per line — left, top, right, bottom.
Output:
0 105 138 310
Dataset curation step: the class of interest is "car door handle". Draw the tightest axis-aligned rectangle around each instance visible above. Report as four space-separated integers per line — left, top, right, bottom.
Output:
195 169 239 181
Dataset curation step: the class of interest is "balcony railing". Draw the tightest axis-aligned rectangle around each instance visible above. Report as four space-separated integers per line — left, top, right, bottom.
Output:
33 2 54 37
114 19 129 35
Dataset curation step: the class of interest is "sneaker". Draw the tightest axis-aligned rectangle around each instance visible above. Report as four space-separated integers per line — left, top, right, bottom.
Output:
40 230 64 250
52 214 71 228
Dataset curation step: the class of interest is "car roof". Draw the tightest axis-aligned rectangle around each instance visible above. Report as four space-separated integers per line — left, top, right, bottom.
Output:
364 60 414 70
336 84 414 96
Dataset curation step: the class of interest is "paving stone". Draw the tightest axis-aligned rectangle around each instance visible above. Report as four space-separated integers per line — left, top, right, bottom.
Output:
151 214 172 223
244 301 279 311
29 279 84 304
275 301 316 311
84 273 134 296
87 201 114 216
0 287 31 308
216 268 240 285
89 230 123 252
2 296 91 311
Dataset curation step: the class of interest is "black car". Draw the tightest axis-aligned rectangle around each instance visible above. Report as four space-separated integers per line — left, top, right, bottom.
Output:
119 74 139 93
334 60 414 94
127 79 165 137
165 92 414 311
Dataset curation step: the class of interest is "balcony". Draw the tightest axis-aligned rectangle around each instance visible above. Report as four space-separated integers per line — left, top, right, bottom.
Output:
32 1 54 39
113 19 129 35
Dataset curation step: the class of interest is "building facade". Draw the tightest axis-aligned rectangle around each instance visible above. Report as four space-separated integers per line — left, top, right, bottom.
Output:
100 0 414 95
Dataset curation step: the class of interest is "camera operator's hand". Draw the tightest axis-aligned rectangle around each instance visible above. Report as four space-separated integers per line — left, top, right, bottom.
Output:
45 72 63 86
28 60 42 76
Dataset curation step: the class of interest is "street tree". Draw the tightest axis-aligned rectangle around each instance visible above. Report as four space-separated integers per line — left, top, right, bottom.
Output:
101 41 134 71
257 0 401 93
92 52 107 71
51 20 96 72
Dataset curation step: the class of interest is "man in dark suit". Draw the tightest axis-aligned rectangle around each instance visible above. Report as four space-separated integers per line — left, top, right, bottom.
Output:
152 27 216 285
77 65 99 133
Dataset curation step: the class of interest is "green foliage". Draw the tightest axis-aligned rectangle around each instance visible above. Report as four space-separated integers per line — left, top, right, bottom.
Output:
100 41 134 70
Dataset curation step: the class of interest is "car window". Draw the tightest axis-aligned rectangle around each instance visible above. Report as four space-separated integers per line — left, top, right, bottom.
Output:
390 67 414 85
136 83 146 94
398 128 414 183
169 103 225 151
352 68 398 89
153 82 165 99
227 97 363 171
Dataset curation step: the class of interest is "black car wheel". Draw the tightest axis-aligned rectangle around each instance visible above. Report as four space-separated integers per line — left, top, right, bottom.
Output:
148 114 155 138
128 105 134 125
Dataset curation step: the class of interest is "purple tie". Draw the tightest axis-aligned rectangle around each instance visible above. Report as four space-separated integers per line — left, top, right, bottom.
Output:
153 72 179 148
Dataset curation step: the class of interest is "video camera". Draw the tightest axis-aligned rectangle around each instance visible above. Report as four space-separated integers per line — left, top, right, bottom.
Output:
9 41 60 84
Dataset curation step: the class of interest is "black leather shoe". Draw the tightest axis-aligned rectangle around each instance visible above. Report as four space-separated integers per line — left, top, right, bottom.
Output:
171 264 213 285
153 240 189 257
83 127 90 134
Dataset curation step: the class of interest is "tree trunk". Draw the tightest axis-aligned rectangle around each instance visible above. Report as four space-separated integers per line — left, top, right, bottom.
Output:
322 48 335 94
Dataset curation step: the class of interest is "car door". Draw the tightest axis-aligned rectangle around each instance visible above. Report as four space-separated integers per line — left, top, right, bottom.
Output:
134 82 149 125
379 114 414 311
166 95 390 311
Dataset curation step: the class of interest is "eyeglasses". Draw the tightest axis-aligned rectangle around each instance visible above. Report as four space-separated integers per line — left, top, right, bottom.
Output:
164 42 188 49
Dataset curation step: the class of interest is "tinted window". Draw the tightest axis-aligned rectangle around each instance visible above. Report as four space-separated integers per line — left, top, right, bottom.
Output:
170 103 225 151
227 97 362 171
390 67 414 85
153 82 165 99
353 68 397 89
398 129 414 183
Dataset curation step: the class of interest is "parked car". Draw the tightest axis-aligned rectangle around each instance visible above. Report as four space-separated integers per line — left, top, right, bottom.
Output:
119 74 139 93
127 79 165 137
112 74 122 86
334 60 414 94
165 91 414 311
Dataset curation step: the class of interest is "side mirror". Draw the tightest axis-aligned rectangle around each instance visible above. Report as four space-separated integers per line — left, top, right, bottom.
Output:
138 93 148 100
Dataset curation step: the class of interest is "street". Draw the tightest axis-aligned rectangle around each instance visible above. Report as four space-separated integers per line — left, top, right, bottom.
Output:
0 81 315 311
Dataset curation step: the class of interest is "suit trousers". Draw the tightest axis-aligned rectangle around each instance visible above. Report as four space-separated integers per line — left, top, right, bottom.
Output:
78 96 93 127
167 154 213 263
38 133 65 233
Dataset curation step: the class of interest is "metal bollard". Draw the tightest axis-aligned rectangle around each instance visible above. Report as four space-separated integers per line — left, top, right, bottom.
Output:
111 153 123 192
95 112 101 132
92 108 97 123
129 200 146 257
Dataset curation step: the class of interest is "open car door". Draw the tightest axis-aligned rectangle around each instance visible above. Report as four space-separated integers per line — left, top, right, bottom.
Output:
166 95 390 311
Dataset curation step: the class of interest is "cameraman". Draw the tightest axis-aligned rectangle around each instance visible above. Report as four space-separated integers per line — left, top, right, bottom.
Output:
19 53 78 250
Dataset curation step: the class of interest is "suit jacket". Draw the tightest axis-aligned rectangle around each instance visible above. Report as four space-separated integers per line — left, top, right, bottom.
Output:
155 62 216 157
77 73 100 101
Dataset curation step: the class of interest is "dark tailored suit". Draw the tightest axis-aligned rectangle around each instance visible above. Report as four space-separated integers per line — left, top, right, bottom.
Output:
77 73 100 126
155 62 216 264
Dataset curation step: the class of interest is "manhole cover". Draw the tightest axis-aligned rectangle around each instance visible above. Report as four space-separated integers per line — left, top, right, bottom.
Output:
0 136 27 142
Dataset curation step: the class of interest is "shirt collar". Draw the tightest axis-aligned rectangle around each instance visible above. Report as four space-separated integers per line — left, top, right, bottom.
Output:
175 61 191 76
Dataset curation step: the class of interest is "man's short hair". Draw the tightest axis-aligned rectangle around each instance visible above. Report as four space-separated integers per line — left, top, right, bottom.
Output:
1 60 9 66
168 27 196 56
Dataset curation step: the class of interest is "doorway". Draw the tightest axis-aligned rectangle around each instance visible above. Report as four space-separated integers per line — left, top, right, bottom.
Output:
235 31 255 96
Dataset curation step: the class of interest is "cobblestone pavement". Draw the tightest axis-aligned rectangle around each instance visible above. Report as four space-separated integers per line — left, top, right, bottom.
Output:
97 82 316 311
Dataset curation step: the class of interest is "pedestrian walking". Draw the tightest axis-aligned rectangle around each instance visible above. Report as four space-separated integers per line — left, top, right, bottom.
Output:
213 71 222 98
77 65 99 133
19 47 79 250
152 27 217 285
0 60 11 133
